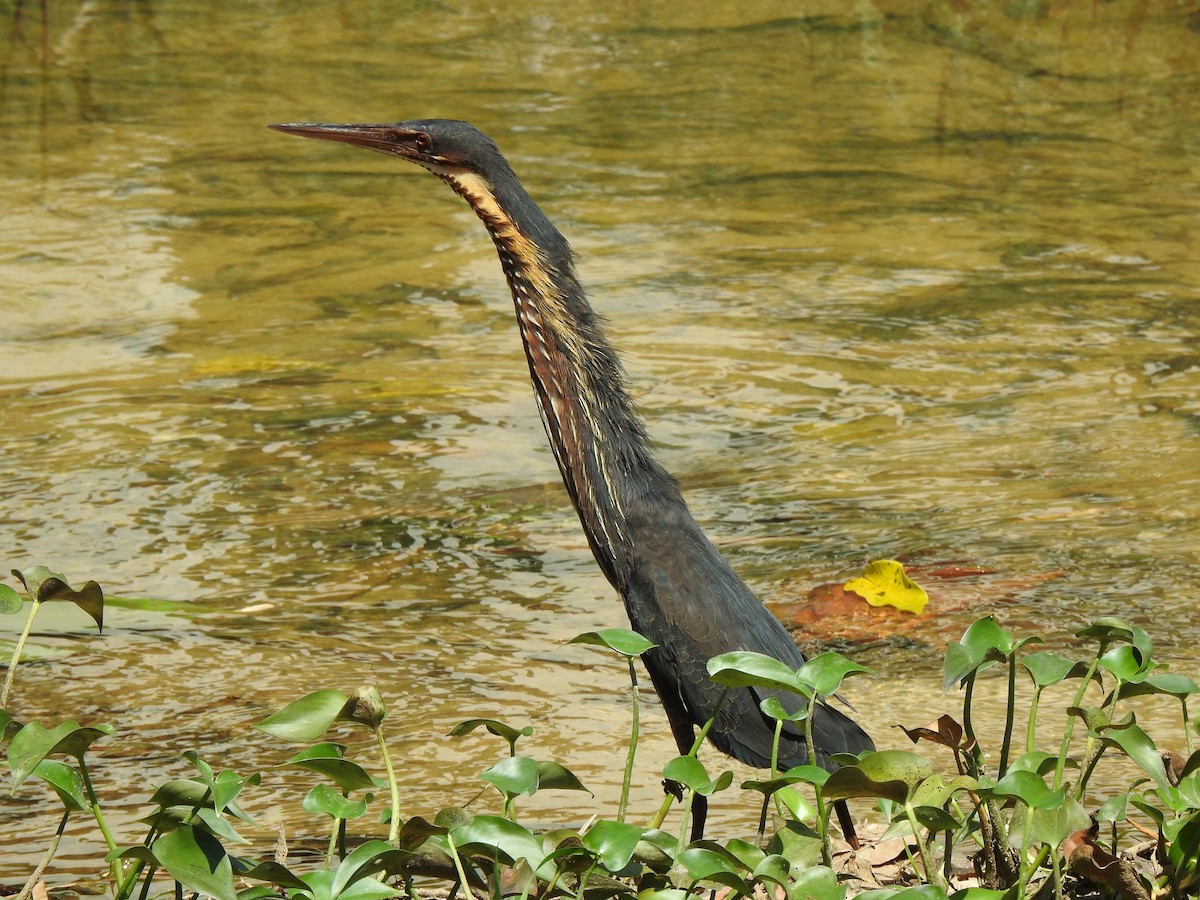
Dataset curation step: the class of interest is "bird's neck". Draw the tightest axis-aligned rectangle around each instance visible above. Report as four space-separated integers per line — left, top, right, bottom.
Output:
438 169 679 588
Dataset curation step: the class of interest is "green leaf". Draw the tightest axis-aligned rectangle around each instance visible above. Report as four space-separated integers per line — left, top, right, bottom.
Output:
235 860 311 892
1099 645 1151 682
0 584 22 615
153 824 237 900
255 691 349 743
1117 672 1200 700
448 718 532 747
12 568 103 631
823 750 935 804
1028 795 1090 847
843 559 929 614
796 651 872 696
452 815 549 878
567 628 656 657
283 743 376 793
943 616 1037 689
662 756 733 795
332 839 405 897
706 652 806 695
31 759 89 811
984 770 1063 810
1020 651 1091 688
534 760 589 793
760 697 808 722
677 846 753 894
8 720 114 788
480 754 540 796
397 815 447 850
1076 618 1151 659
582 820 645 871
303 783 368 820
1100 720 1172 793
791 865 846 900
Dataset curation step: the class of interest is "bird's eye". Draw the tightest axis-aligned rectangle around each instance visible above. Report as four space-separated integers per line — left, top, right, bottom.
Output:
412 132 431 151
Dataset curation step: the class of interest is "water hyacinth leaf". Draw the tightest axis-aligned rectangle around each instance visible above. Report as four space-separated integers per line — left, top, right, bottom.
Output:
1099 645 1151 683
31 759 89 811
150 778 215 810
1100 721 1172 793
1021 651 1092 688
235 860 311 892
338 686 387 729
1028 795 1090 847
743 764 827 798
331 839 405 897
1096 793 1131 824
480 754 540 796
1067 705 1113 736
434 806 473 830
723 838 766 871
1117 672 1200 701
12 567 104 631
663 756 733 795
106 845 160 866
8 720 114 788
843 560 928 614
303 783 368 820
676 847 753 895
0 584 21 615
632 828 680 868
760 697 807 723
750 853 790 887
283 743 376 793
943 616 1040 689
777 785 817 820
534 760 589 793
452 815 548 876
707 651 805 694
398 814 447 850
153 824 237 900
1008 751 1067 776
911 806 961 832
255 690 349 743
796 652 872 697
1077 617 1152 659
448 718 532 749
582 820 645 871
909 773 978 809
823 750 935 804
985 770 1063 810
791 864 845 900
567 628 656 658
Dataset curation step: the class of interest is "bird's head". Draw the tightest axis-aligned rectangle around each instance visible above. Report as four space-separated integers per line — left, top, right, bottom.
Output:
268 119 504 179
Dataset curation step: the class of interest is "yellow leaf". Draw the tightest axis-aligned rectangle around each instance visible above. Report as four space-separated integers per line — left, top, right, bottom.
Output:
843 560 929 615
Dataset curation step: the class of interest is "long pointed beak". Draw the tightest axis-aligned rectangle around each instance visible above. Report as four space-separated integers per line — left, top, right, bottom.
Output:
268 123 408 153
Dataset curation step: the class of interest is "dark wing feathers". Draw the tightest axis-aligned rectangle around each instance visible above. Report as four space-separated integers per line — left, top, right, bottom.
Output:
623 499 874 769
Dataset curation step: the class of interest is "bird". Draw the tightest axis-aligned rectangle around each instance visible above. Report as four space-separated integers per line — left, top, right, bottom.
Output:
270 119 875 839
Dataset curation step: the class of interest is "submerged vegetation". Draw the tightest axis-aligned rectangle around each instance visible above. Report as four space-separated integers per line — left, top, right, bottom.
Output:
2 567 1199 900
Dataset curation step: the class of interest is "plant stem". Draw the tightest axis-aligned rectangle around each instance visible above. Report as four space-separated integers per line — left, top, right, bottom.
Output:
373 725 403 845
999 655 1016 777
618 658 640 824
804 696 832 869
1 597 40 708
16 809 68 900
1053 655 1101 791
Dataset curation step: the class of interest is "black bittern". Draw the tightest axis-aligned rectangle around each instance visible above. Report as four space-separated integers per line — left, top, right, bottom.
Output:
270 119 874 839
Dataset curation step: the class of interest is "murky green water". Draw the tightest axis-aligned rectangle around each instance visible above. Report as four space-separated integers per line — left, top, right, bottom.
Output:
2 0 1198 879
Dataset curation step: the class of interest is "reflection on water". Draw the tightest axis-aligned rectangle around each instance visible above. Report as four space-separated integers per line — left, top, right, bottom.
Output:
2 0 1198 877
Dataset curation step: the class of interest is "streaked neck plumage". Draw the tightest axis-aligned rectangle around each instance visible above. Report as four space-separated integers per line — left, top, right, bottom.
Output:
432 164 681 589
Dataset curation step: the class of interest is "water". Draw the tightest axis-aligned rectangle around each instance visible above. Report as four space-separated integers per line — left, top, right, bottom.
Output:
2 0 1198 879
